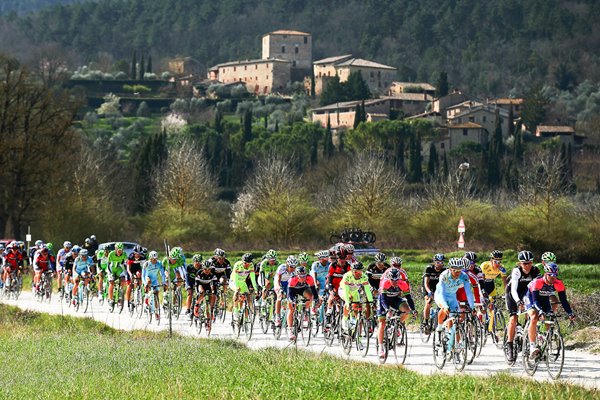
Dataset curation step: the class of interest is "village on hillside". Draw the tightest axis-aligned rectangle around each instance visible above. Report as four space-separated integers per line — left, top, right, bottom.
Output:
166 29 585 153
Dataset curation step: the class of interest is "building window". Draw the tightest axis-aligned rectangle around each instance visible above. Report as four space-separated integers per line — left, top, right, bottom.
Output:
295 46 299 54
266 75 268 80
283 35 287 39
281 46 286 53
469 116 474 122
482 116 486 122
233 67 236 72
377 71 381 78
441 143 445 149
293 60 296 67
304 36 308 44
370 71 374 78
244 66 247 70
463 129 468 136
256 77 258 81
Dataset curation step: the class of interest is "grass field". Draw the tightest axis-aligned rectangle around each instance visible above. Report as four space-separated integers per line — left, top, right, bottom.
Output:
0 304 597 400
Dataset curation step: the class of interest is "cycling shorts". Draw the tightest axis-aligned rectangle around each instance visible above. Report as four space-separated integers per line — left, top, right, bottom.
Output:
127 265 143 282
456 287 481 304
506 292 530 316
230 279 250 294
73 270 90 280
197 283 215 295
377 296 404 318
287 287 313 302
481 280 498 297
109 268 125 282
434 292 460 312
145 272 161 288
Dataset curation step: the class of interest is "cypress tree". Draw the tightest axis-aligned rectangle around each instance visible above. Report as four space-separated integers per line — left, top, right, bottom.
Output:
243 109 253 144
514 129 524 163
427 142 438 179
214 109 223 133
396 140 405 173
442 151 448 177
131 51 137 80
353 105 361 129
139 53 145 81
435 71 449 97
324 115 333 159
146 54 152 74
408 133 422 182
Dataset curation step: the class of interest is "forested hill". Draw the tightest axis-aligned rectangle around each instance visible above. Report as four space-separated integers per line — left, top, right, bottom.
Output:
0 0 93 15
4 0 600 95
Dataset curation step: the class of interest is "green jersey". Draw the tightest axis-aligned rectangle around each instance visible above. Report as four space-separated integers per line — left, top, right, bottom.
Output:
340 271 373 304
108 250 127 273
232 260 257 291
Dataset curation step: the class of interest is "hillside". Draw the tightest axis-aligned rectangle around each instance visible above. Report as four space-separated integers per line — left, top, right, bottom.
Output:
2 0 599 95
0 0 93 15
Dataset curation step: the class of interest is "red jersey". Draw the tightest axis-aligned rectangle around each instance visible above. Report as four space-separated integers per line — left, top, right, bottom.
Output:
327 262 350 291
456 270 481 303
3 250 23 270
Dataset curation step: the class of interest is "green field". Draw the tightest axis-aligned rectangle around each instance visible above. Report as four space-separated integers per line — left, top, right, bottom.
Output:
0 304 597 400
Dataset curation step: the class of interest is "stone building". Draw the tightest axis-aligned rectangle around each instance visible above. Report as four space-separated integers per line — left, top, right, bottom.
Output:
168 57 203 76
208 59 291 95
262 30 312 81
311 98 391 130
387 81 436 97
312 55 396 96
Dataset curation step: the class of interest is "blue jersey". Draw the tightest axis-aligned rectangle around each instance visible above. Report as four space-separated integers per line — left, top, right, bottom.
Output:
435 269 475 309
143 260 166 286
311 260 329 293
73 256 93 275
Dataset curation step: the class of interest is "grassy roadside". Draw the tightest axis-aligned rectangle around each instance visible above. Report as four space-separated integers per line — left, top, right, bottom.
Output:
0 304 597 400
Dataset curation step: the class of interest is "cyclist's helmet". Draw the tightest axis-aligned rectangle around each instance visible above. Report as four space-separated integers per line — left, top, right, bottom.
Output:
448 257 463 270
192 254 203 263
344 243 355 254
390 256 403 267
490 250 503 259
170 247 183 259
517 250 534 262
295 265 307 275
85 238 91 245
202 259 213 269
297 252 310 264
374 252 386 263
149 251 158 259
242 253 254 263
541 252 557 262
0 244 4 251
214 248 226 257
265 249 278 260
286 255 298 267
351 261 364 270
315 250 329 259
115 242 124 250
336 247 347 260
35 240 43 247
63 241 72 248
46 243 54 252
133 244 143 254
462 257 471 269
464 251 477 263
433 253 445 262
388 268 401 281
71 245 81 254
79 249 88 256
328 248 336 258
90 235 96 241
543 262 559 276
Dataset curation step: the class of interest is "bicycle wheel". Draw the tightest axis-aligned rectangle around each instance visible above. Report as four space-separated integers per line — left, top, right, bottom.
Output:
341 328 352 355
493 310 506 349
243 302 254 340
522 330 539 376
196 302 204 335
357 317 370 357
117 287 125 314
396 322 408 365
83 286 90 313
419 313 432 343
219 292 227 323
173 290 182 320
502 326 516 366
136 287 144 319
74 289 80 312
453 324 468 372
433 329 447 370
146 295 153 324
301 307 312 346
154 292 161 325
476 318 486 356
466 318 478 365
546 329 565 380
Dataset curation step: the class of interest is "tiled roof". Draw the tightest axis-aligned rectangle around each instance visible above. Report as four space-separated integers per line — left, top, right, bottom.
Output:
267 30 311 36
311 98 388 112
491 98 524 105
313 55 354 65
210 58 291 69
336 58 397 70
392 81 436 91
448 122 484 129
450 104 509 119
537 125 575 133
382 93 433 101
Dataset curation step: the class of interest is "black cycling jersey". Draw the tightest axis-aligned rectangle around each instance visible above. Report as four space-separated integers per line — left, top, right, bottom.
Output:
366 262 390 290
422 264 445 294
507 265 540 302
210 257 231 278
195 268 217 287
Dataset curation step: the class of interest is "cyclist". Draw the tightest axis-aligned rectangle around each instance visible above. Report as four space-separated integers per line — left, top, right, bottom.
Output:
56 241 72 294
535 251 560 313
211 248 231 291
126 245 146 311
71 249 94 304
142 251 165 321
457 257 484 320
434 257 475 333
325 247 351 317
194 259 218 327
63 245 80 297
464 251 483 284
310 250 330 297
367 252 390 296
274 255 297 327
95 247 110 301
339 261 373 332
286 265 319 341
422 253 446 332
505 250 540 362
163 246 186 285
385 257 416 324
107 243 128 306
2 242 23 288
32 246 53 293
185 254 203 318
377 267 411 358
259 249 278 304
230 253 258 321
344 243 357 264
29 239 44 267
526 262 575 360
480 250 507 298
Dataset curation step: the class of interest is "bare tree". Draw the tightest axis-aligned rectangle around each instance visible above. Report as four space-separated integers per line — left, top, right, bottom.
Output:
421 162 478 216
154 139 216 220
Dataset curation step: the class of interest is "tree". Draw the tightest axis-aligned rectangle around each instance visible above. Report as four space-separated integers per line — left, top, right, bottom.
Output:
427 142 438 179
139 53 145 81
435 71 449 97
0 56 81 237
319 74 343 106
521 85 549 133
146 54 153 74
408 133 423 183
323 115 334 159
131 50 137 80
346 71 371 100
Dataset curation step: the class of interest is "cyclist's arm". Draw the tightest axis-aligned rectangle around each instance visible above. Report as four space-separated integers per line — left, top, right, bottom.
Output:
463 275 475 309
362 280 373 302
424 275 433 294
249 267 258 291
510 268 521 303
554 280 574 315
